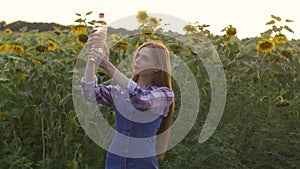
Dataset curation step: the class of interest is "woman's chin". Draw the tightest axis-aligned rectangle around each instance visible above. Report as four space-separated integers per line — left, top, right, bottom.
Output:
133 70 139 76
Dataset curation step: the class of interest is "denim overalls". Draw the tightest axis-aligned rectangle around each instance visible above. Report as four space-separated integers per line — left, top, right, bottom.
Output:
105 90 164 169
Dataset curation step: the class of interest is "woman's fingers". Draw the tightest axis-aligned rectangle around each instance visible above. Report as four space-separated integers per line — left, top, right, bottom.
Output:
88 49 106 65
88 55 100 65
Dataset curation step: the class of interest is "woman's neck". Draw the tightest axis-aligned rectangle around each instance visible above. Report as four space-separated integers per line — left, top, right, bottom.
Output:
137 75 154 89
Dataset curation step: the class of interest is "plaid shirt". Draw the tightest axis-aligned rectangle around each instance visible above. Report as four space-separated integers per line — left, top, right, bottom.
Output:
81 77 174 117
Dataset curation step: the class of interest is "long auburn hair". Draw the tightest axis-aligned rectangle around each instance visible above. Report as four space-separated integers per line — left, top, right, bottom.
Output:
131 41 175 160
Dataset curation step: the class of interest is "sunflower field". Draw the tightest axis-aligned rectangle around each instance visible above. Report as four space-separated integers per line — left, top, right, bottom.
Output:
0 11 300 169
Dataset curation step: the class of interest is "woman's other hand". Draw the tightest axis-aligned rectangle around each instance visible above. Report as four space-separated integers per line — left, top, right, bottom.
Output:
87 32 110 68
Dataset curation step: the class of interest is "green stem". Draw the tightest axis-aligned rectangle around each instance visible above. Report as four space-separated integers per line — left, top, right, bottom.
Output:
118 50 121 64
290 61 295 99
257 52 263 97
40 106 45 161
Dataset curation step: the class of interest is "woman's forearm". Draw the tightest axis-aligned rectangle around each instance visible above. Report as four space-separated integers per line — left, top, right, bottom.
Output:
103 62 129 89
84 61 95 82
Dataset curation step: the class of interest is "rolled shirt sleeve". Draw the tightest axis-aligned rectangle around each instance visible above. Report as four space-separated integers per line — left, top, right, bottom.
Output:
81 76 115 108
82 78 174 116
127 80 174 117
81 76 98 102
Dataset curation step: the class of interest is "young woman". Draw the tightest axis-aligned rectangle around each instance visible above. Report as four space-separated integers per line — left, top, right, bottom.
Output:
81 32 175 169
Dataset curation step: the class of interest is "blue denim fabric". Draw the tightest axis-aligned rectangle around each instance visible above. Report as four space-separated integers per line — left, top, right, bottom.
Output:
105 90 163 169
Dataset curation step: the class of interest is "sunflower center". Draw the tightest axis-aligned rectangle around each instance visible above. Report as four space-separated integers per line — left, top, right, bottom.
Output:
140 14 147 20
186 26 195 32
78 34 88 43
260 41 273 49
226 28 236 36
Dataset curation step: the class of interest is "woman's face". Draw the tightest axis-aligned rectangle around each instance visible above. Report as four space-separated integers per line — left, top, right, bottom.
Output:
133 47 162 76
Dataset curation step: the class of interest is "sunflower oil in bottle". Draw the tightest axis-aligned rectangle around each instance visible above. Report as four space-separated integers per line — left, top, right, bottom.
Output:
91 13 107 54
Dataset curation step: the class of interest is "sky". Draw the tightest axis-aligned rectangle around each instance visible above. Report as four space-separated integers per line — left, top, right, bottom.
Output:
1 0 300 39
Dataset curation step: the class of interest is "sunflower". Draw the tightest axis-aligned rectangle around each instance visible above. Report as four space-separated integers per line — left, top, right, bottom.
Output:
71 25 87 35
72 49 77 54
10 45 24 56
183 24 198 34
280 50 292 61
77 34 89 46
35 45 48 53
275 100 290 107
0 44 10 54
225 25 237 37
53 29 62 36
47 39 57 51
268 55 280 63
68 41 76 46
113 41 128 51
110 34 120 42
256 38 275 53
140 26 155 39
148 17 160 29
0 112 6 121
4 28 12 34
274 34 288 45
15 70 25 79
168 43 183 54
32 59 43 66
136 11 149 24
25 51 33 56
275 96 290 107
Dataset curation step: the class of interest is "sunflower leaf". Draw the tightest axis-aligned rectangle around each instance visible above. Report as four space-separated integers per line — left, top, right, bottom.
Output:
284 26 294 33
271 15 281 21
0 78 9 82
285 19 294 22
272 25 282 32
86 11 93 16
203 30 210 35
74 19 83 23
260 29 272 38
266 20 275 25
87 21 95 25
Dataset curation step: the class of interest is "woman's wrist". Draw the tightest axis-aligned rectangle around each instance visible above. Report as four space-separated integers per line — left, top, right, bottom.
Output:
84 60 96 82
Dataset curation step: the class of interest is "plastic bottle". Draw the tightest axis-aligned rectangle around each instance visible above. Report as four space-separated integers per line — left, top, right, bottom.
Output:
91 13 107 54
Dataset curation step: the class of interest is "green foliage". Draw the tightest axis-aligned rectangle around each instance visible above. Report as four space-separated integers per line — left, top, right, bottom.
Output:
1 17 300 169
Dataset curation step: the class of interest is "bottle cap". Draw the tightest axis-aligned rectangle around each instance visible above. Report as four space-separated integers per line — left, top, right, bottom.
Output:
99 13 104 18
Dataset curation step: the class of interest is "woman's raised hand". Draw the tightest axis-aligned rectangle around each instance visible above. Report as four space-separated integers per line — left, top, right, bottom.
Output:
87 32 110 68
88 47 109 67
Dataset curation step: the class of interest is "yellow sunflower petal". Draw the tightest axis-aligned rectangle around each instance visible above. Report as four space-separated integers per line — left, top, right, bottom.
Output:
4 28 12 34
256 39 275 53
47 39 57 51
274 34 288 45
136 11 149 24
